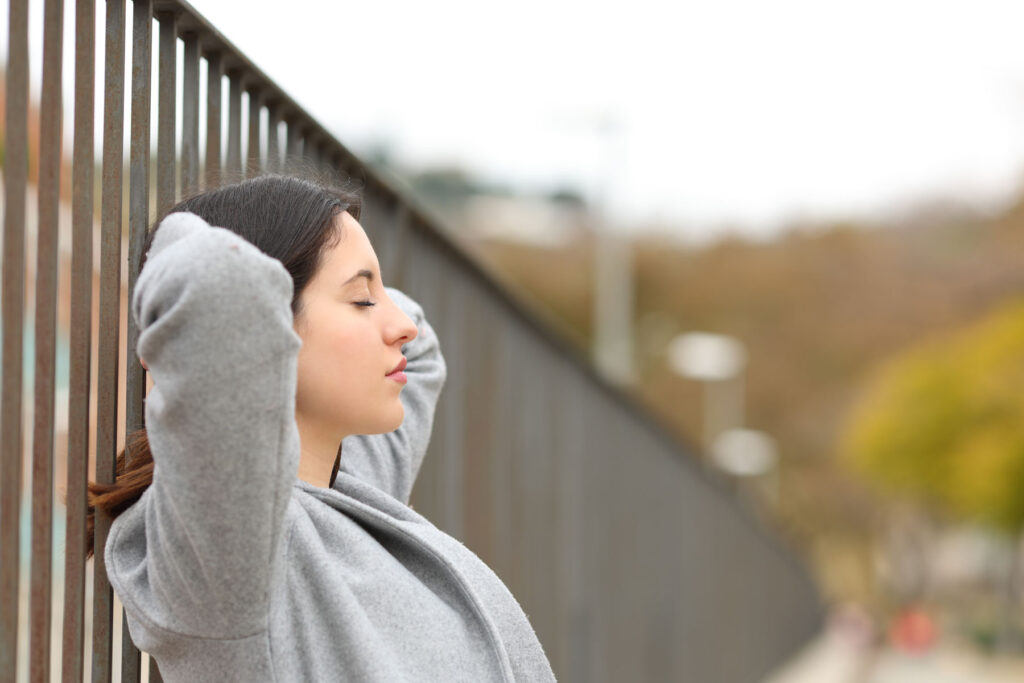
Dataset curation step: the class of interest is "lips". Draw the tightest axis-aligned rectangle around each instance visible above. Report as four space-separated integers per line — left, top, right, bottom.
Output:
387 356 407 376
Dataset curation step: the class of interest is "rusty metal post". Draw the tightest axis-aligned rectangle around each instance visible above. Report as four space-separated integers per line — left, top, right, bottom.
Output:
307 134 323 171
181 31 200 195
226 70 242 179
94 0 127 575
115 0 154 680
62 0 96 678
246 86 261 176
285 118 302 166
205 51 222 188
90 0 126 680
152 19 175 683
125 0 152 450
156 11 178 218
0 0 29 678
30 0 65 679
266 101 281 172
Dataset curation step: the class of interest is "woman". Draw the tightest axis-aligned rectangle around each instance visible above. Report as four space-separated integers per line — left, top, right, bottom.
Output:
88 175 556 681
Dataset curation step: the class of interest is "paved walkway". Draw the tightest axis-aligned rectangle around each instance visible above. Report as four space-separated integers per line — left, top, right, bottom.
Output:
764 624 1024 683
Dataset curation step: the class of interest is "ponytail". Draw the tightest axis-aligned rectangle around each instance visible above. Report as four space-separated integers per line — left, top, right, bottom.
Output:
86 429 154 559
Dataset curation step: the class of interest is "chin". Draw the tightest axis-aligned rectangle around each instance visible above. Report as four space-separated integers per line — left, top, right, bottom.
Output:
364 402 405 435
386 402 406 432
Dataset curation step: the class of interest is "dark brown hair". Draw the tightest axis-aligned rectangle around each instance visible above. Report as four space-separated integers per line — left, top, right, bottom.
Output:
86 174 361 558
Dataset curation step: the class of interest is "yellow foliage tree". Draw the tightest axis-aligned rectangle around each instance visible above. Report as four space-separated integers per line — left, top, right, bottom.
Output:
842 298 1024 533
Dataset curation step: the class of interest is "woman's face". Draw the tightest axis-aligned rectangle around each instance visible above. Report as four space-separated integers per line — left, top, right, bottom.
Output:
293 211 418 439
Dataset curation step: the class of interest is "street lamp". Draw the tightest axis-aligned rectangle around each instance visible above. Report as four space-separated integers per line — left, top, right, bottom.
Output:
667 332 746 453
712 428 778 482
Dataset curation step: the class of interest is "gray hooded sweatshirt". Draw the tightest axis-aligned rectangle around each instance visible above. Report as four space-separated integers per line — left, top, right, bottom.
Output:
105 212 556 682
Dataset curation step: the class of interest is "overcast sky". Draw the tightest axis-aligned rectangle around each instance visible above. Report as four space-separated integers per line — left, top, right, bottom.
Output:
12 0 1024 238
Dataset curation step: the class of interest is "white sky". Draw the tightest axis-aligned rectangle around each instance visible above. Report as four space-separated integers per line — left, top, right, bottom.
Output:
11 0 1024 238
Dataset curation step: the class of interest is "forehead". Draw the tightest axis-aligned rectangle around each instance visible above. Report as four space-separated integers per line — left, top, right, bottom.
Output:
321 211 378 274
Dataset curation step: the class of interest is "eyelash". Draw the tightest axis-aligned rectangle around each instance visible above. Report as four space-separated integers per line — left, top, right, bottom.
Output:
354 300 376 308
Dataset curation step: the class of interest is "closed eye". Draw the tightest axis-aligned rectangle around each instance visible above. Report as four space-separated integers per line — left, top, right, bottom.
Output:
354 300 376 308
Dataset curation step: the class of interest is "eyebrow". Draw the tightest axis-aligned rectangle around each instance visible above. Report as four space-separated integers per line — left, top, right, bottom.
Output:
343 269 375 285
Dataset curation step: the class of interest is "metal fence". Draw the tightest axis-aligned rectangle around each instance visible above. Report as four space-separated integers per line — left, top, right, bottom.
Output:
0 0 823 680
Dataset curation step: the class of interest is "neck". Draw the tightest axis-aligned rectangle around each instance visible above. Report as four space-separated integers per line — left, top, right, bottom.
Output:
295 413 346 488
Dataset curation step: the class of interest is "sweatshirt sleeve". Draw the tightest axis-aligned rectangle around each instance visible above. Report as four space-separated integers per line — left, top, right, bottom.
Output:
336 287 447 504
124 211 302 638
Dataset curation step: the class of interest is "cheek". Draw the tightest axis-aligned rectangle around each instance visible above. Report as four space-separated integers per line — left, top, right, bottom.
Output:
294 321 405 434
300 323 357 379
296 318 379 397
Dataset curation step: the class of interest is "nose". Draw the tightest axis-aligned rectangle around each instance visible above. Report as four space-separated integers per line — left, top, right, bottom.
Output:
386 298 418 347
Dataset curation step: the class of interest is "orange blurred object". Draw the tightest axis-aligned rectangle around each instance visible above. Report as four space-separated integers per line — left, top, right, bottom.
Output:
889 606 937 653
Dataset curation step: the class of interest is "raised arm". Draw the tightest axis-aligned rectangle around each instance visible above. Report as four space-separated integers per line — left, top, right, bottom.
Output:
107 212 302 638
336 287 447 504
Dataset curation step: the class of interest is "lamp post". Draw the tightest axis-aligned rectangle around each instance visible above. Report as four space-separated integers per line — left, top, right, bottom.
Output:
668 332 779 502
667 332 746 453
546 110 633 385
588 114 634 386
712 428 779 505
711 428 777 477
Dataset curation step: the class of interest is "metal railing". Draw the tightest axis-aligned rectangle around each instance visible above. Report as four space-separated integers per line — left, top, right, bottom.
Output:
0 0 823 680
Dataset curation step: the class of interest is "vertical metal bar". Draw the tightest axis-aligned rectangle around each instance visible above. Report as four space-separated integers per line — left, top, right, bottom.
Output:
316 141 329 174
285 118 302 167
114 0 152 680
125 0 151 465
307 135 322 170
246 86 261 175
31 0 65 679
332 150 348 179
62 0 95 678
156 11 177 217
388 205 409 291
90 0 125 680
265 102 280 173
125 0 152 445
204 52 222 188
0 0 29 679
180 32 200 195
321 142 333 173
226 70 242 179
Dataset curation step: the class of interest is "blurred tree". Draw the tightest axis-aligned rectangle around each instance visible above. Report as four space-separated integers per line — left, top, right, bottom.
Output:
842 297 1024 531
842 297 1024 649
